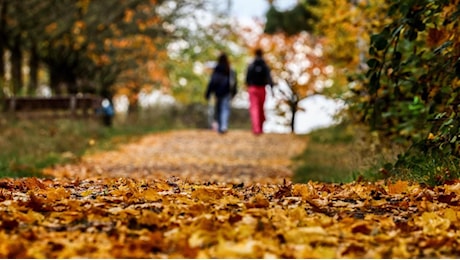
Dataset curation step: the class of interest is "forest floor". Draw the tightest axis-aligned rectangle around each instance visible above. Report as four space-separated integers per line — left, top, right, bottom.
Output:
1 129 460 258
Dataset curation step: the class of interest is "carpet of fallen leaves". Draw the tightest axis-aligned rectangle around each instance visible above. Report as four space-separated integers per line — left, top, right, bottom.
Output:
1 129 460 258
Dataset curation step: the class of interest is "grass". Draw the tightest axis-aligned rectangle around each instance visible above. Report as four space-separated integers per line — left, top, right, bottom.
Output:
292 122 405 184
293 122 460 186
0 117 93 177
389 143 460 186
0 107 175 178
0 117 154 178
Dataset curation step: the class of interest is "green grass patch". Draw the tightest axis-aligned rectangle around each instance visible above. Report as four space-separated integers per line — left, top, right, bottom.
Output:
0 119 91 177
388 144 460 186
292 123 404 184
0 108 176 178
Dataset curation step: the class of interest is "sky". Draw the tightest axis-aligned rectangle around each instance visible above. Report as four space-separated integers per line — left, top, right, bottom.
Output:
219 0 298 20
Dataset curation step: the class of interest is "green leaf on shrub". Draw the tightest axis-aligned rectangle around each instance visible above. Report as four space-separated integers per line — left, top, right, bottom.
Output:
371 34 388 51
369 73 380 94
404 28 418 41
367 58 380 69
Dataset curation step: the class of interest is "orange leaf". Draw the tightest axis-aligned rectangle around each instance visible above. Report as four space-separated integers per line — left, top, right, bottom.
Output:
387 180 408 194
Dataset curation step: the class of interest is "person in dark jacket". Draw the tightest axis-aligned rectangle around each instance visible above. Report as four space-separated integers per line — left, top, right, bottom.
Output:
245 48 273 135
205 53 237 134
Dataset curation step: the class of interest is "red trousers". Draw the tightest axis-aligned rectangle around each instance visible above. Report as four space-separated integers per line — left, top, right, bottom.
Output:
248 86 266 134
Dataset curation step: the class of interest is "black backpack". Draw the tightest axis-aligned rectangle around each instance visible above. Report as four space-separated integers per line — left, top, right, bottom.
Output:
248 59 269 86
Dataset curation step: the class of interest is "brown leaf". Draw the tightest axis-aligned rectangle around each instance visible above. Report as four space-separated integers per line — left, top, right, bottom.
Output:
246 193 270 209
387 180 408 194
351 221 372 235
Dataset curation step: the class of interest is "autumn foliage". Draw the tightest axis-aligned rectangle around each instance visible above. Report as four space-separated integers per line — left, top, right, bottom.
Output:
0 0 204 103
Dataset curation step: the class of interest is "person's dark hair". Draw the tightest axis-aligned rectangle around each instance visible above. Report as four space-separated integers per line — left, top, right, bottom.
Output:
255 48 263 57
217 53 230 73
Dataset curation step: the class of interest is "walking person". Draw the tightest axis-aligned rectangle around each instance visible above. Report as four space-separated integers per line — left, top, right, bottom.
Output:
205 53 237 134
245 48 274 135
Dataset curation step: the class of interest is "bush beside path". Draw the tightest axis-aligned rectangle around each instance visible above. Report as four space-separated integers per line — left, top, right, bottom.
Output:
1 130 460 258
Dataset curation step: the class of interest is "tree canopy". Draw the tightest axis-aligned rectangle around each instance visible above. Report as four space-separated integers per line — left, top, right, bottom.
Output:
265 0 319 36
0 0 209 101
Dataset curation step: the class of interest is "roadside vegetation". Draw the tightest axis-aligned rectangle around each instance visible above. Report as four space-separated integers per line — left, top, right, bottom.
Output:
293 122 405 184
2 106 456 187
0 112 171 178
294 121 460 187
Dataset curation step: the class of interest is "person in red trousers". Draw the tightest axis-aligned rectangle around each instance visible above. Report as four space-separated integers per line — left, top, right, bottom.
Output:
245 49 274 135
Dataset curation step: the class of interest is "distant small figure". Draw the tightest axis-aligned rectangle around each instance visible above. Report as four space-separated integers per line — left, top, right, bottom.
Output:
205 53 237 134
100 98 114 127
245 48 274 135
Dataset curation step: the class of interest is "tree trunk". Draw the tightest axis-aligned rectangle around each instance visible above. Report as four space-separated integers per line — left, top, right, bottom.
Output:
287 89 299 133
0 39 4 92
11 35 22 95
28 44 39 95
49 63 77 95
0 0 6 90
290 100 298 133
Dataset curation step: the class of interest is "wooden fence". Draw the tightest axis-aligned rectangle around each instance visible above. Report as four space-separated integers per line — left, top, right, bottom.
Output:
2 95 103 118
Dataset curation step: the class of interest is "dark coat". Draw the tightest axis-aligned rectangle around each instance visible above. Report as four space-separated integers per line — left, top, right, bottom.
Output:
245 57 273 87
205 65 237 99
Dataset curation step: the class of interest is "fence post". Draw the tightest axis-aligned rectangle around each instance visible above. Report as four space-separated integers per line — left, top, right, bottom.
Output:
69 95 76 117
8 97 16 113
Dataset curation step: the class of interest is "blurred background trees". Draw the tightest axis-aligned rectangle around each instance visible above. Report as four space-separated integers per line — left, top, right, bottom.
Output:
1 0 459 182
265 0 319 36
0 0 210 103
241 27 332 132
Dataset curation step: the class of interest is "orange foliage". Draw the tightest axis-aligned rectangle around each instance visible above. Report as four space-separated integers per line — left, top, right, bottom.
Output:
76 1 171 105
109 35 170 105
124 9 135 23
239 22 331 99
45 22 57 34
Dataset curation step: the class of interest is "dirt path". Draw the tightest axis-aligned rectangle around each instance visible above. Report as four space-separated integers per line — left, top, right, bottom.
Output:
46 129 306 184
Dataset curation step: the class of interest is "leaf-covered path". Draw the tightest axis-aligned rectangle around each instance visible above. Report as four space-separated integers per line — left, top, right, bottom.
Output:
46 129 305 184
2 130 460 258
